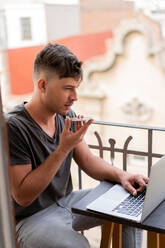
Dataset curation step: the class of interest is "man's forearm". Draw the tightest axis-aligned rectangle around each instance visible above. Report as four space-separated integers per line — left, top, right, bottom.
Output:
15 146 69 206
80 154 148 196
80 154 126 183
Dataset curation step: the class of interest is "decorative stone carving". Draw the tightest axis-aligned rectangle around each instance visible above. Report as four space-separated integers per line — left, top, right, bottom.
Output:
81 15 165 99
121 97 153 123
113 16 158 56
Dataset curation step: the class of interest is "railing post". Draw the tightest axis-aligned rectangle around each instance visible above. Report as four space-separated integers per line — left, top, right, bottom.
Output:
94 132 104 158
148 129 153 176
123 136 132 171
109 139 116 165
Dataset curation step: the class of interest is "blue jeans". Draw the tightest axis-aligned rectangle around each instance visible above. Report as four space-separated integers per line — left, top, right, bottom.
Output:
16 189 142 248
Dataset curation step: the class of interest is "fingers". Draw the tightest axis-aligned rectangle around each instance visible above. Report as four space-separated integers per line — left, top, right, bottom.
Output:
75 115 83 131
136 178 148 193
124 182 137 196
135 174 148 189
61 115 92 151
123 174 148 196
143 176 149 184
65 114 93 137
74 115 93 133
77 119 93 136
133 176 148 195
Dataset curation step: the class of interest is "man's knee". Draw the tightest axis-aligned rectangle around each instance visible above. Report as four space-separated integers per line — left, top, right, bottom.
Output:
72 214 103 231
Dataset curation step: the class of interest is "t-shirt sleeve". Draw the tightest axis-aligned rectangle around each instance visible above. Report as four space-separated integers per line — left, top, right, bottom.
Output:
7 122 31 165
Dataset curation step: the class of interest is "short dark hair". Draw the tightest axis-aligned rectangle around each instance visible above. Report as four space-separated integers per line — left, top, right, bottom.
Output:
33 43 83 81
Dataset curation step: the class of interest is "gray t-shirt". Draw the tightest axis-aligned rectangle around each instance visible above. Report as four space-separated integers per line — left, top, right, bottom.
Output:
6 103 76 223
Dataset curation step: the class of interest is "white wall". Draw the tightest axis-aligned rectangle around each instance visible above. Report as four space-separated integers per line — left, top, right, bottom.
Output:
43 0 79 4
0 11 7 49
3 1 80 48
5 4 47 49
45 4 80 41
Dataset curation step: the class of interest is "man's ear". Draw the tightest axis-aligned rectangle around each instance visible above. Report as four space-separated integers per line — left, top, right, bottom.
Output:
38 79 47 92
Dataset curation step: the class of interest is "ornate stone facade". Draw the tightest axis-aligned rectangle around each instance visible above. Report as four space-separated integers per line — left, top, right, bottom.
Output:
77 16 165 126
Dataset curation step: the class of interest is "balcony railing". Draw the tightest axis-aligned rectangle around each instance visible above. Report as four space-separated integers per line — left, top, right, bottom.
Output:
78 120 165 189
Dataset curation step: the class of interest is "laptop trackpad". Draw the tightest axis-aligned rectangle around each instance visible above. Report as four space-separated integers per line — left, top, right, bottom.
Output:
87 184 130 212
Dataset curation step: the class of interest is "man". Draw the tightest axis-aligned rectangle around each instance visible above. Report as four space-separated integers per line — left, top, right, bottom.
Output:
6 43 148 248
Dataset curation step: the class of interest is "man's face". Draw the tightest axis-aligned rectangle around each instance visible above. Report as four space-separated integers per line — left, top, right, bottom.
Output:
42 76 80 115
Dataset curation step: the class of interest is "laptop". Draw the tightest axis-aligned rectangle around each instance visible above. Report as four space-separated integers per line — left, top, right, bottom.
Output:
87 155 165 223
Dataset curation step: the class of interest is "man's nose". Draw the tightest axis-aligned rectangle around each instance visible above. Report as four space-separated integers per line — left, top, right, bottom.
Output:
72 90 78 101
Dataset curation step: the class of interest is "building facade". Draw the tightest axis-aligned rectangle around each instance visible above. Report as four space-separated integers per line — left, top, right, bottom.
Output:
0 0 80 108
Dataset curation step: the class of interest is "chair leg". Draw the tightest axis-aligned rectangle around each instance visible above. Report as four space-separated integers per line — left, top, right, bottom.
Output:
147 231 159 248
100 220 114 248
158 233 165 248
112 223 122 248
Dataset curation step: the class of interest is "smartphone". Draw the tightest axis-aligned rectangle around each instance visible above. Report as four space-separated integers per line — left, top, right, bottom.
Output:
70 117 93 122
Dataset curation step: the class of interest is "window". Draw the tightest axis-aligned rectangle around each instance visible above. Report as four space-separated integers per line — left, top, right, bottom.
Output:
20 17 32 40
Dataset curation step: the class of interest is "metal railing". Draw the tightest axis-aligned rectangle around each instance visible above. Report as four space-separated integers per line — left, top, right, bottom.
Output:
78 120 165 189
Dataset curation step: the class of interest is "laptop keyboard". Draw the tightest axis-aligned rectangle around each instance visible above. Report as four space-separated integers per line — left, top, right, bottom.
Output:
112 189 146 217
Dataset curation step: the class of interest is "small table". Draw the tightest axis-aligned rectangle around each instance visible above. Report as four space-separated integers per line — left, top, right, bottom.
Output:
72 181 165 248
